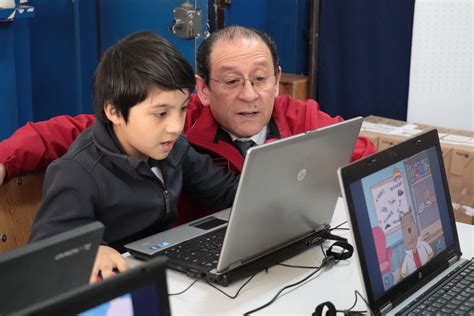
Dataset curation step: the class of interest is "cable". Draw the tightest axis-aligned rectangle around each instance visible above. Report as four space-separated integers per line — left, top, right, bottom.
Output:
354 290 373 315
206 272 259 299
169 279 199 296
245 233 353 315
330 221 348 231
330 290 372 316
243 263 327 315
278 262 321 269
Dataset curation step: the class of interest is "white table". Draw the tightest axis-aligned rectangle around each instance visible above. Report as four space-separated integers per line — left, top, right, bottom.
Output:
125 198 473 315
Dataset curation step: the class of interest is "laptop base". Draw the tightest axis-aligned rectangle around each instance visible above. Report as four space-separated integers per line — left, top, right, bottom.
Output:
175 225 330 286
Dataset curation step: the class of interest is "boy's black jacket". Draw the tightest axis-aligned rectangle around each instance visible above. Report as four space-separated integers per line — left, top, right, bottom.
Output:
30 119 238 252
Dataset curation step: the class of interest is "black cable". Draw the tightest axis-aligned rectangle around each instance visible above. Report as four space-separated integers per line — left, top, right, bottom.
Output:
321 243 327 258
278 262 321 269
333 290 372 315
354 290 373 315
243 263 327 315
169 279 199 296
330 221 348 231
205 272 258 299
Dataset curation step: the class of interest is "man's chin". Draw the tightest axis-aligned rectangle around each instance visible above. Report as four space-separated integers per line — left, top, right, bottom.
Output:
232 124 264 139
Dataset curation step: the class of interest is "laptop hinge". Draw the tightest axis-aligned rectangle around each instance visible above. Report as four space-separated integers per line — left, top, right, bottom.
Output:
380 302 392 315
228 261 242 271
448 255 458 266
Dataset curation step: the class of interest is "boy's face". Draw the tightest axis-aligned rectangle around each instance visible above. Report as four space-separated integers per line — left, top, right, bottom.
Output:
106 88 189 160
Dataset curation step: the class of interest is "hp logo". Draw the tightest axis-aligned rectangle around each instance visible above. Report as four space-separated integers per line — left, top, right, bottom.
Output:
297 169 307 182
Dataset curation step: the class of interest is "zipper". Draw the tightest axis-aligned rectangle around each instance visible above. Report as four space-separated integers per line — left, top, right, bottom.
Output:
163 190 171 215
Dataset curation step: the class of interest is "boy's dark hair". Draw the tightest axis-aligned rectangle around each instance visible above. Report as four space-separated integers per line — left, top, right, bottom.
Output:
196 26 279 85
93 31 195 123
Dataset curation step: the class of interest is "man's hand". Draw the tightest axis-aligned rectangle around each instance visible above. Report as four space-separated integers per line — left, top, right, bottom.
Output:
0 163 6 185
89 245 129 283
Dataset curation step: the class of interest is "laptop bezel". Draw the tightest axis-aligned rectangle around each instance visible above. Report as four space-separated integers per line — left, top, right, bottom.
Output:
16 256 171 316
0 221 104 314
338 129 463 313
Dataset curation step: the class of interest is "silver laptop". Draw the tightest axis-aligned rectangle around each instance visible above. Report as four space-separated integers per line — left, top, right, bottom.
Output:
126 117 363 286
338 129 472 315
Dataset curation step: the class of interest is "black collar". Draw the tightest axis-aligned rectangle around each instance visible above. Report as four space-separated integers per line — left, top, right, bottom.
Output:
212 118 281 144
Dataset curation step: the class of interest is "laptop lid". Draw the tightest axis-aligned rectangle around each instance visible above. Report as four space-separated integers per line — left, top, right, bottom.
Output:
338 129 463 314
217 116 363 272
0 221 104 314
125 117 363 276
16 256 170 316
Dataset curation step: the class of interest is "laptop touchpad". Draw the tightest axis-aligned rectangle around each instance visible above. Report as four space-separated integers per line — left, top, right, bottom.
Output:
190 217 227 230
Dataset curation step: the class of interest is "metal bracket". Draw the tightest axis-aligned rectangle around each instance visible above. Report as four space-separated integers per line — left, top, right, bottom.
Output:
170 7 202 39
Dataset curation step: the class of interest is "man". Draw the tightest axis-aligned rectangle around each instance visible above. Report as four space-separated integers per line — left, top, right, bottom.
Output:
29 31 238 282
0 26 376 223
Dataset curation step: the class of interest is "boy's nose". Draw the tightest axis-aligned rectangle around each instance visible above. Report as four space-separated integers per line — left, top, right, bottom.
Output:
166 116 185 135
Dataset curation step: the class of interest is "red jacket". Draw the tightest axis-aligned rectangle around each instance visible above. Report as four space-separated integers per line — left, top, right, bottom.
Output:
0 94 376 223
0 94 375 179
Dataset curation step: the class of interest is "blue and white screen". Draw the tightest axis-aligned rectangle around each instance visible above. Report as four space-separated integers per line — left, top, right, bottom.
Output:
79 283 163 316
348 147 455 299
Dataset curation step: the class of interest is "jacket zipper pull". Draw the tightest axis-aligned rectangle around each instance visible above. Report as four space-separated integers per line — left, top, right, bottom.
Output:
163 190 171 214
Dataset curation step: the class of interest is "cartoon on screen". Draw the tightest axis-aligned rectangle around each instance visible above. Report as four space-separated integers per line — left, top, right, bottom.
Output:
362 151 447 291
399 211 434 278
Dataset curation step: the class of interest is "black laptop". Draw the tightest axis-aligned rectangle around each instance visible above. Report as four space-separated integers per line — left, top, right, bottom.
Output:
0 222 104 314
126 117 364 286
16 256 170 316
338 129 473 315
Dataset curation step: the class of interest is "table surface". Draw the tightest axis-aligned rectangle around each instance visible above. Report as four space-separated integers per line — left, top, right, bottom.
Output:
125 198 474 315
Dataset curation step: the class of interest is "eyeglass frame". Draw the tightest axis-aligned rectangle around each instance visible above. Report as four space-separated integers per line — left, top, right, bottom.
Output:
208 73 278 92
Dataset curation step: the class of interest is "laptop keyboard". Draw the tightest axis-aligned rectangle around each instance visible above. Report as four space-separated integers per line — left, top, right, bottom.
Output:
400 258 474 315
159 227 226 271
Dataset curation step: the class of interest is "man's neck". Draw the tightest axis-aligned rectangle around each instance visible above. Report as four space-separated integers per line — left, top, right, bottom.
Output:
226 125 268 146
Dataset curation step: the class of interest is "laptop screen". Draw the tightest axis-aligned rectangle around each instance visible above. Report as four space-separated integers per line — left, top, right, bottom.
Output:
0 222 104 314
17 257 170 316
78 281 165 316
339 130 462 310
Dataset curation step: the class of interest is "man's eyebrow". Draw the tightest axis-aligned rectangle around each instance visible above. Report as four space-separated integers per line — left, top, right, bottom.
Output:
218 60 271 73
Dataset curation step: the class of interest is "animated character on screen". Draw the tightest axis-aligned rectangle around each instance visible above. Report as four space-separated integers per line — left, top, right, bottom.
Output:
399 211 434 278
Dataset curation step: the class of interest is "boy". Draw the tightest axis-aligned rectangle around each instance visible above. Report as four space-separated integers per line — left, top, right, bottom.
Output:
29 31 239 282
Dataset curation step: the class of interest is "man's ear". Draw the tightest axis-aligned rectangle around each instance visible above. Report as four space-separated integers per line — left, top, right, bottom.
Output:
195 74 211 106
274 66 282 96
104 103 123 125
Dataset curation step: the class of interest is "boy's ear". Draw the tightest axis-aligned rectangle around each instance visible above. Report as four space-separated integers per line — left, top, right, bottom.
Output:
104 103 123 125
195 74 210 106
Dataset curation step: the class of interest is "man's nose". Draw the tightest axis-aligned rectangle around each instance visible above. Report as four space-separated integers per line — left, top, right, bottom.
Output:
237 79 259 101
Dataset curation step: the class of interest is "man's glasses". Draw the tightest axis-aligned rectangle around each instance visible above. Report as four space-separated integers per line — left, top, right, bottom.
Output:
210 74 277 92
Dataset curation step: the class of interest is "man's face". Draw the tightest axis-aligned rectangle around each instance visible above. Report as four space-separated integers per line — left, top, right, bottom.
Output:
197 37 281 138
107 88 189 160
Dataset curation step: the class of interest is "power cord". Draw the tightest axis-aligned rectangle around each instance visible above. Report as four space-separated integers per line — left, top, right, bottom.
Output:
330 221 349 231
168 272 260 299
313 290 373 316
168 278 200 296
244 233 354 315
243 263 327 315
205 272 260 299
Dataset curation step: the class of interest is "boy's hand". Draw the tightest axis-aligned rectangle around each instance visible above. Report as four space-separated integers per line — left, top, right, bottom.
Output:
0 163 5 185
89 245 129 283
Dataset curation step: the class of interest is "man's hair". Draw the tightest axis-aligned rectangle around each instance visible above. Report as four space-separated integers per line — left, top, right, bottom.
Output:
196 26 279 85
93 31 195 123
